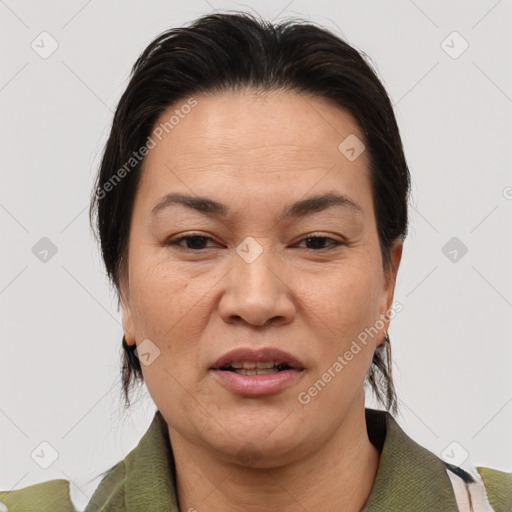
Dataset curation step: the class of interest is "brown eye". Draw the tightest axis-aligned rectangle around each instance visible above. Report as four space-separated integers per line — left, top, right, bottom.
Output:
166 234 216 250
297 236 344 250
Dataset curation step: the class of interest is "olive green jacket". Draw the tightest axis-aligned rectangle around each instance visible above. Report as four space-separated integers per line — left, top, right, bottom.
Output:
1 409 510 511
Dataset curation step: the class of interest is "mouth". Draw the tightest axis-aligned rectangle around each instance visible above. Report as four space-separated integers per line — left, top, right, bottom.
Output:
218 361 298 376
210 347 305 396
210 347 305 373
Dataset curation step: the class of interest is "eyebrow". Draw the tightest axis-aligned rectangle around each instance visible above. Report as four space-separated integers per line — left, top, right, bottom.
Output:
150 191 363 220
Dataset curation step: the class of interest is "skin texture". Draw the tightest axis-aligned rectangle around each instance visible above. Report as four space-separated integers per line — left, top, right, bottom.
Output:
120 88 403 512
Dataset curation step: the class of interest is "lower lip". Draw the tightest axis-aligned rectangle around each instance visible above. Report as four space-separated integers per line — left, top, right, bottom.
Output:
210 369 304 397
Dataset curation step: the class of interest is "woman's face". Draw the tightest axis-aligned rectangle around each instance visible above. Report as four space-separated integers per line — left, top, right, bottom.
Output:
121 89 402 466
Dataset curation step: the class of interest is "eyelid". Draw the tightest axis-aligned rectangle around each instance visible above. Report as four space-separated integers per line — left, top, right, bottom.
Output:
165 232 345 250
165 232 220 248
293 231 343 243
293 234 345 251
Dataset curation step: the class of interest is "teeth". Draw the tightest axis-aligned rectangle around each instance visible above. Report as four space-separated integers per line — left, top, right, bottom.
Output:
232 368 279 375
256 362 276 369
229 361 278 369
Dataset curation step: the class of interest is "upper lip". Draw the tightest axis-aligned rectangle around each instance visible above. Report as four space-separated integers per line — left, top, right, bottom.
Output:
210 347 305 370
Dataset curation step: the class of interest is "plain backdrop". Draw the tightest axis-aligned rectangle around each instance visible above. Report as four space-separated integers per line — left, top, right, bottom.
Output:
1 0 511 509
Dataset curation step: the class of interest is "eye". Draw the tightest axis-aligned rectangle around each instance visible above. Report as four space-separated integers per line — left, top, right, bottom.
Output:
164 233 344 251
165 234 218 250
296 235 344 250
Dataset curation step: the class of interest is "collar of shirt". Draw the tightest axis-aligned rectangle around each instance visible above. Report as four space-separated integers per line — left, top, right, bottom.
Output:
83 407 460 511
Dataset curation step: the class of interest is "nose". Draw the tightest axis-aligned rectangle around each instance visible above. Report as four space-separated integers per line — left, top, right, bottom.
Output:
218 245 295 327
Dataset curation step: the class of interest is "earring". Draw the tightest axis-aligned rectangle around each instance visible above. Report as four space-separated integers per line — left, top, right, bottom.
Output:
122 335 141 372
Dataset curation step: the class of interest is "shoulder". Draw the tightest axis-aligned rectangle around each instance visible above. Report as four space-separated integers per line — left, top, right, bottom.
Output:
365 408 511 511
476 465 512 512
0 411 171 512
445 462 511 512
0 479 75 512
0 461 126 512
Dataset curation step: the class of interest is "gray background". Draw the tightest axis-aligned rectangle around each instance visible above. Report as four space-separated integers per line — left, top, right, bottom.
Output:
1 0 511 509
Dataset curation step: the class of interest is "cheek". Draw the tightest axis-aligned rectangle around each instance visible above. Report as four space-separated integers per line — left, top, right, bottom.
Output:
129 260 210 415
300 264 380 403
301 254 383 396
127 253 218 387
129 251 202 335
317 257 381 330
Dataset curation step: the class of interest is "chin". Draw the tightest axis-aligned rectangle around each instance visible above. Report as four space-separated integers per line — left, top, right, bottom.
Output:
216 440 307 469
207 420 308 466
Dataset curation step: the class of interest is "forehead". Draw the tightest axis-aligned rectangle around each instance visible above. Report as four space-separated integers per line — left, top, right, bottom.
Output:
149 88 365 163
137 89 371 213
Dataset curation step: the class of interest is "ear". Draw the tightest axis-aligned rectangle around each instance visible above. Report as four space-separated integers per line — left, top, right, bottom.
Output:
119 280 136 346
378 238 403 343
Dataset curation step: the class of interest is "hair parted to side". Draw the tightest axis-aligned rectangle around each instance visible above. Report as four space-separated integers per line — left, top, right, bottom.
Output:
89 11 410 415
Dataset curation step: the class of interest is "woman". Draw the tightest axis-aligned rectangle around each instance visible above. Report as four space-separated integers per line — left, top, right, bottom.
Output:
1 12 509 512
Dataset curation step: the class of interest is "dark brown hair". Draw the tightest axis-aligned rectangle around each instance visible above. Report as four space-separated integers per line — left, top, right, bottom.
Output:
89 11 410 415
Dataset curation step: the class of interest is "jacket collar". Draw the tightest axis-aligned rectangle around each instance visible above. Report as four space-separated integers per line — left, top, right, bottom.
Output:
363 408 458 511
89 408 459 511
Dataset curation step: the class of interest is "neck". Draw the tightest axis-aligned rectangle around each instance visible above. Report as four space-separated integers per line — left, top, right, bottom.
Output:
168 395 380 512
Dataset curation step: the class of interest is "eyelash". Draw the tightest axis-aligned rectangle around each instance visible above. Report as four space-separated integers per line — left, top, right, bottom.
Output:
165 233 345 251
